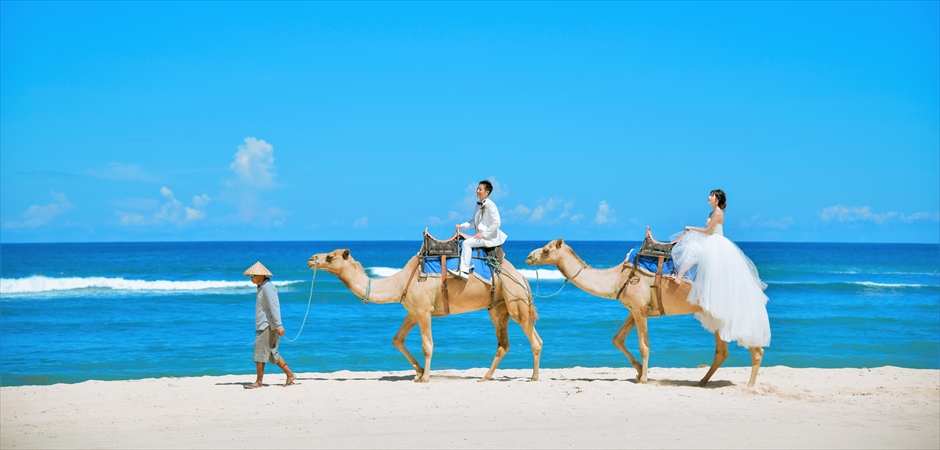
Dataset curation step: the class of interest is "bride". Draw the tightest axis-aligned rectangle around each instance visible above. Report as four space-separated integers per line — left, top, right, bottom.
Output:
671 189 771 348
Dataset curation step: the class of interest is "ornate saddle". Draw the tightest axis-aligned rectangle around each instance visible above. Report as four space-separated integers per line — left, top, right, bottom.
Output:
419 230 504 262
414 229 504 317
420 230 460 258
626 227 679 317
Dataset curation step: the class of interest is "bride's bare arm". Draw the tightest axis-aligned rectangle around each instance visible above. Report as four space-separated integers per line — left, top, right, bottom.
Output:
686 209 724 234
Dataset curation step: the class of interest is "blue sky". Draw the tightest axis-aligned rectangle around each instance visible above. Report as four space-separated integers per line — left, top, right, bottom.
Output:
1 1 938 243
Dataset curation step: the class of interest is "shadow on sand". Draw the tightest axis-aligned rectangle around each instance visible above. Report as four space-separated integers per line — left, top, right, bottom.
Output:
218 375 736 388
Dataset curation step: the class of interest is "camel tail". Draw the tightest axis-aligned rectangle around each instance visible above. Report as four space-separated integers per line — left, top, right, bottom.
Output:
529 303 539 323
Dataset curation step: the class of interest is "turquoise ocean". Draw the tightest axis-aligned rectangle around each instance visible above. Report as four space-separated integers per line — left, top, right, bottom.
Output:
1 241 938 386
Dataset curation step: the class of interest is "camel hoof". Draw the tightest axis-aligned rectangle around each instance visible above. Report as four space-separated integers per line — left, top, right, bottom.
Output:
698 379 708 387
530 376 539 382
477 377 491 383
633 365 643 380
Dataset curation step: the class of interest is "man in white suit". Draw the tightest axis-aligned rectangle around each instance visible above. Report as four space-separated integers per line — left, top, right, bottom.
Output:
449 180 508 280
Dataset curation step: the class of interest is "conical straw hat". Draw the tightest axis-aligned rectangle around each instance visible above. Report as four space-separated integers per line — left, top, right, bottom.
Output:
243 261 273 277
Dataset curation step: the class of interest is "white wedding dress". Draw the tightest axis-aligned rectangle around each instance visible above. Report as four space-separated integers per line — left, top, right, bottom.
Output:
671 217 772 348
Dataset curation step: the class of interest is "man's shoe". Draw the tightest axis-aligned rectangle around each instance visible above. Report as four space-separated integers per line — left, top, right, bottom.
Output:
447 269 468 280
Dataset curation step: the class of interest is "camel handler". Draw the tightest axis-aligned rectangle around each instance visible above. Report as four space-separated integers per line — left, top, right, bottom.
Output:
243 261 296 389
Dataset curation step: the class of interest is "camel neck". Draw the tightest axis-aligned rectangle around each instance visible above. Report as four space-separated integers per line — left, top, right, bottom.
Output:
337 258 411 304
560 247 626 299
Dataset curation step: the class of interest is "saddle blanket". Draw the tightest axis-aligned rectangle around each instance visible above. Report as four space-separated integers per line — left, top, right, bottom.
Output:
627 249 696 281
423 250 494 283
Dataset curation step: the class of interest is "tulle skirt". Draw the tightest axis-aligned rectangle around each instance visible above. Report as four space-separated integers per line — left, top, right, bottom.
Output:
672 232 771 348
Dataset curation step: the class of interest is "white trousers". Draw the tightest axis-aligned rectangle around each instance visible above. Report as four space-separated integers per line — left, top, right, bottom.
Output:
459 237 488 273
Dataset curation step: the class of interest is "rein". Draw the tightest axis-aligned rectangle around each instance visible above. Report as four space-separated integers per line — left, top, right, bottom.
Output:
361 278 372 304
283 263 318 343
532 264 583 298
488 257 533 304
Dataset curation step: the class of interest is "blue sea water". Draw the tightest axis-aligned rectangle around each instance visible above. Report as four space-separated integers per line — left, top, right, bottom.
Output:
1 240 938 386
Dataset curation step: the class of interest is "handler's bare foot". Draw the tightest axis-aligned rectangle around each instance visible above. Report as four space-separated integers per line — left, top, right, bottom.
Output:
284 374 296 387
244 382 263 389
670 275 682 285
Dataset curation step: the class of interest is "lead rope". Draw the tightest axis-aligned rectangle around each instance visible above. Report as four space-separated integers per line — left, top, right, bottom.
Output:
488 258 533 303
283 264 318 343
532 265 583 298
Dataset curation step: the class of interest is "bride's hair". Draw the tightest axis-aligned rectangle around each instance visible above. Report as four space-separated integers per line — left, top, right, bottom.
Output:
710 189 727 210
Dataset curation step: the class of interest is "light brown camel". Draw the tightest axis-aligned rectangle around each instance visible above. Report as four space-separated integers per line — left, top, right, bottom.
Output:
526 238 765 387
308 248 542 382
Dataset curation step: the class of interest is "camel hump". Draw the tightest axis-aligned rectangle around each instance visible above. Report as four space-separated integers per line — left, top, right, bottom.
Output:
479 245 504 263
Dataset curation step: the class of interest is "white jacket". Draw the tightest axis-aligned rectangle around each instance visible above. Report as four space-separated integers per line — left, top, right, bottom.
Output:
458 198 508 247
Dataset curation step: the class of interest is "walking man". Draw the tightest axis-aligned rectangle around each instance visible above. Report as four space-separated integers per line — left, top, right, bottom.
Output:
244 261 296 388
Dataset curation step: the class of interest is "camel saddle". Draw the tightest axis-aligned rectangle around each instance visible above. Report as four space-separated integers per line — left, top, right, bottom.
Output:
413 229 504 317
625 227 679 318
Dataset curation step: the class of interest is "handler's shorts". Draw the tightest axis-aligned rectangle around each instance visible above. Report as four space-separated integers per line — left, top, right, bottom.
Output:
253 327 281 364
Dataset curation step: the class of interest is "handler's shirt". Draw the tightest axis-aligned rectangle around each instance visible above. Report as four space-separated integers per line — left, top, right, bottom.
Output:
255 280 283 331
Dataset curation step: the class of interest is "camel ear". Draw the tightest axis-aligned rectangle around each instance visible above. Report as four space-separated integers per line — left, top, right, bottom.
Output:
342 249 350 260
555 238 564 248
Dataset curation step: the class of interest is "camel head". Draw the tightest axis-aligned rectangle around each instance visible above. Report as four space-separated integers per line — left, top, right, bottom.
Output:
307 249 354 274
526 238 568 266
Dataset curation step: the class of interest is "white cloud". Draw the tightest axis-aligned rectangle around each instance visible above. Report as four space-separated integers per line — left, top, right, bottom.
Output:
525 197 573 223
155 187 183 222
192 194 211 208
741 214 795 229
818 205 939 224
530 205 547 221
3 191 73 229
230 137 276 188
900 212 940 222
427 211 461 226
115 211 146 226
509 204 531 216
223 137 286 226
115 187 209 226
185 207 206 221
570 213 584 224
594 200 616 225
353 217 369 228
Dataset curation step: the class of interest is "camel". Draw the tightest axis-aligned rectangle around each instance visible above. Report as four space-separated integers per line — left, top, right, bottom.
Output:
526 238 765 387
307 248 542 382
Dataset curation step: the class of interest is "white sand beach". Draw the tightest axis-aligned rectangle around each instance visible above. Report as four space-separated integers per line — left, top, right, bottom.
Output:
2 366 938 449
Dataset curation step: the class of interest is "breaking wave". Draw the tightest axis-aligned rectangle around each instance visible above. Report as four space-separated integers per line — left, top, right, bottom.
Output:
0 276 303 295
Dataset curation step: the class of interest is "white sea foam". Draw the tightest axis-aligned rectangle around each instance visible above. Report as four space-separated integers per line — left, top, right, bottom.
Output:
850 281 934 288
0 276 300 294
516 268 567 280
362 267 566 281
767 280 934 288
368 267 400 278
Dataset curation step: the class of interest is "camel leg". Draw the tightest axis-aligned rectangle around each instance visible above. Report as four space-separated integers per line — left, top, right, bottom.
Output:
391 314 423 379
699 332 729 386
415 312 434 383
632 311 651 383
747 346 764 387
519 311 542 382
504 299 542 382
612 314 643 378
480 303 511 382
